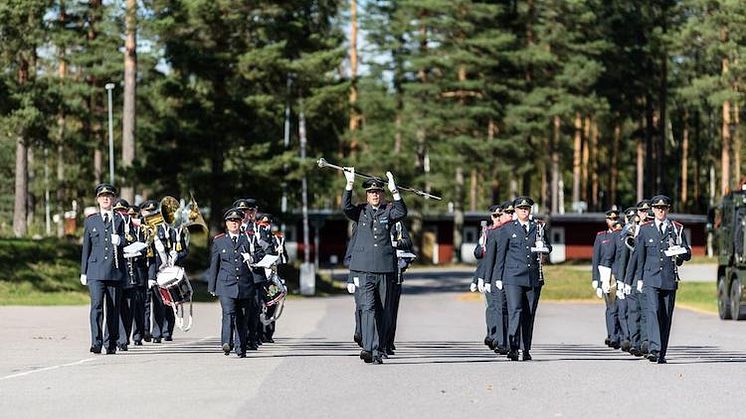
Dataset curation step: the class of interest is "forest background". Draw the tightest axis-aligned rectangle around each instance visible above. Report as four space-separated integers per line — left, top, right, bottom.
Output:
2 0 745 252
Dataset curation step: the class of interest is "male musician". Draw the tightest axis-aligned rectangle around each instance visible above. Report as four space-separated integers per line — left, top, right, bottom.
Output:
80 183 126 354
381 220 414 356
207 208 258 358
148 199 189 342
343 168 407 365
471 204 500 350
481 201 515 355
234 198 258 234
256 213 284 343
624 199 652 356
635 195 691 364
488 196 551 361
124 203 150 346
140 199 159 343
112 199 142 351
592 209 621 349
613 207 638 353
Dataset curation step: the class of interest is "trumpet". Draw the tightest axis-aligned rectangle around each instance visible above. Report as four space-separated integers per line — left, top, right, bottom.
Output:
317 157 442 201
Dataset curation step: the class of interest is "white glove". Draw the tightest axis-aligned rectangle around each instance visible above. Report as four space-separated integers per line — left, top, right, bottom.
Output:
601 280 611 294
210 291 216 297
386 171 398 193
592 280 598 290
111 234 120 246
148 279 157 289
347 283 356 294
495 280 503 290
484 283 492 293
617 287 625 300
154 240 165 253
624 284 632 295
595 288 603 298
469 282 478 293
343 167 355 188
353 276 360 287
241 252 253 264
80 274 87 286
637 281 644 292
169 250 178 262
477 278 485 293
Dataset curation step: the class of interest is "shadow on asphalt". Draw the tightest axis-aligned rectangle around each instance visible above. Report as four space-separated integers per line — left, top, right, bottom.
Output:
116 338 746 365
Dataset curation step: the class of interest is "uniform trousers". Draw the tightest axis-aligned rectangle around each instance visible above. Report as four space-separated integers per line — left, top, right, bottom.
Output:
603 292 620 343
219 295 253 354
118 287 145 345
359 272 392 357
644 287 676 359
89 280 120 349
383 278 402 350
505 284 542 352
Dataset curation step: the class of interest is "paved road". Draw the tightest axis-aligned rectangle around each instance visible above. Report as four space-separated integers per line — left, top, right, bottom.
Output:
2 269 745 419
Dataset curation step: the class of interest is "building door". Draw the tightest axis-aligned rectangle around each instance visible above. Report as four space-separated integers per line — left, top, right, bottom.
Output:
549 226 566 264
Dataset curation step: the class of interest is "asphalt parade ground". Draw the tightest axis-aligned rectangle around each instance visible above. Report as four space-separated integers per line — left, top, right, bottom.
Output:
2 268 745 419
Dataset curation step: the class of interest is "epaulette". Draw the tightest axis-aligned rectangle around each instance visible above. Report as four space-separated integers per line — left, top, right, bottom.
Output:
596 230 606 235
214 233 225 239
486 224 500 230
672 221 683 227
87 213 97 218
641 221 654 226
274 232 284 237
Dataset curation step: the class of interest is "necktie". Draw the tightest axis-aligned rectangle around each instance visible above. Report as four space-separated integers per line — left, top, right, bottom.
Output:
103 213 110 226
524 224 529 234
659 223 664 236
232 236 238 247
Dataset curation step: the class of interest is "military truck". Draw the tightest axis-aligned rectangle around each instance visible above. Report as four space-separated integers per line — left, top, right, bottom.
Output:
713 190 746 320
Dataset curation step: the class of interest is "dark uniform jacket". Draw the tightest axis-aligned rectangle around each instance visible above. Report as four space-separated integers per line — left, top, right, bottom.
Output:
480 223 506 284
123 220 149 288
207 233 256 299
634 220 692 290
148 224 189 281
491 219 552 288
613 231 632 283
81 212 126 282
343 189 407 273
591 229 615 284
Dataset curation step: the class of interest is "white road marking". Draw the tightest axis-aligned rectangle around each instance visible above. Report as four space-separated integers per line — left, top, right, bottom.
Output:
0 336 215 382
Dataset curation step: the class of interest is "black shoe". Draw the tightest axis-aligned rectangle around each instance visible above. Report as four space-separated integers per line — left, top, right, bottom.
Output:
266 337 275 343
484 337 494 348
255 339 262 346
164 336 173 342
381 352 389 359
657 357 667 364
105 347 117 355
152 337 162 344
507 350 519 361
391 343 396 351
117 344 128 352
372 356 383 365
630 348 642 357
647 351 659 362
354 334 362 345
90 345 102 354
610 341 621 350
134 341 143 346
621 340 631 352
360 350 373 363
144 334 151 343
604 338 611 347
222 343 232 355
495 345 510 355
522 351 532 361
247 344 258 351
641 341 649 355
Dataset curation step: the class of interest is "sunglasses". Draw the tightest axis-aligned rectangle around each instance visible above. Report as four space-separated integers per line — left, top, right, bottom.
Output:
491 213 501 218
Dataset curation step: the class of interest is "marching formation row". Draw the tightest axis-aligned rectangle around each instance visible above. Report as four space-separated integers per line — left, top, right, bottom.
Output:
80 184 288 357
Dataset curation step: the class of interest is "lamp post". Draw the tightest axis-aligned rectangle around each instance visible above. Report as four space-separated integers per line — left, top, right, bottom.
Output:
105 83 115 185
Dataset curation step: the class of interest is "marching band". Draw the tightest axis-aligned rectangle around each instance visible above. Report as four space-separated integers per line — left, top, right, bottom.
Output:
80 174 690 365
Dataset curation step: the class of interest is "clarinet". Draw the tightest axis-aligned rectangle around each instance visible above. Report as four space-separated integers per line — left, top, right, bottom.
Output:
536 222 545 283
112 214 120 270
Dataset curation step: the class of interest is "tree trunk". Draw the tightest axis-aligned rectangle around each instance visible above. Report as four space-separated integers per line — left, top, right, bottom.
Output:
645 95 655 196
56 2 67 237
453 167 464 263
572 113 582 207
121 0 137 203
347 0 360 157
551 115 560 214
636 124 644 203
590 118 599 209
722 99 732 196
469 169 477 211
681 110 689 209
734 103 741 186
13 54 30 237
610 121 620 207
581 115 590 204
